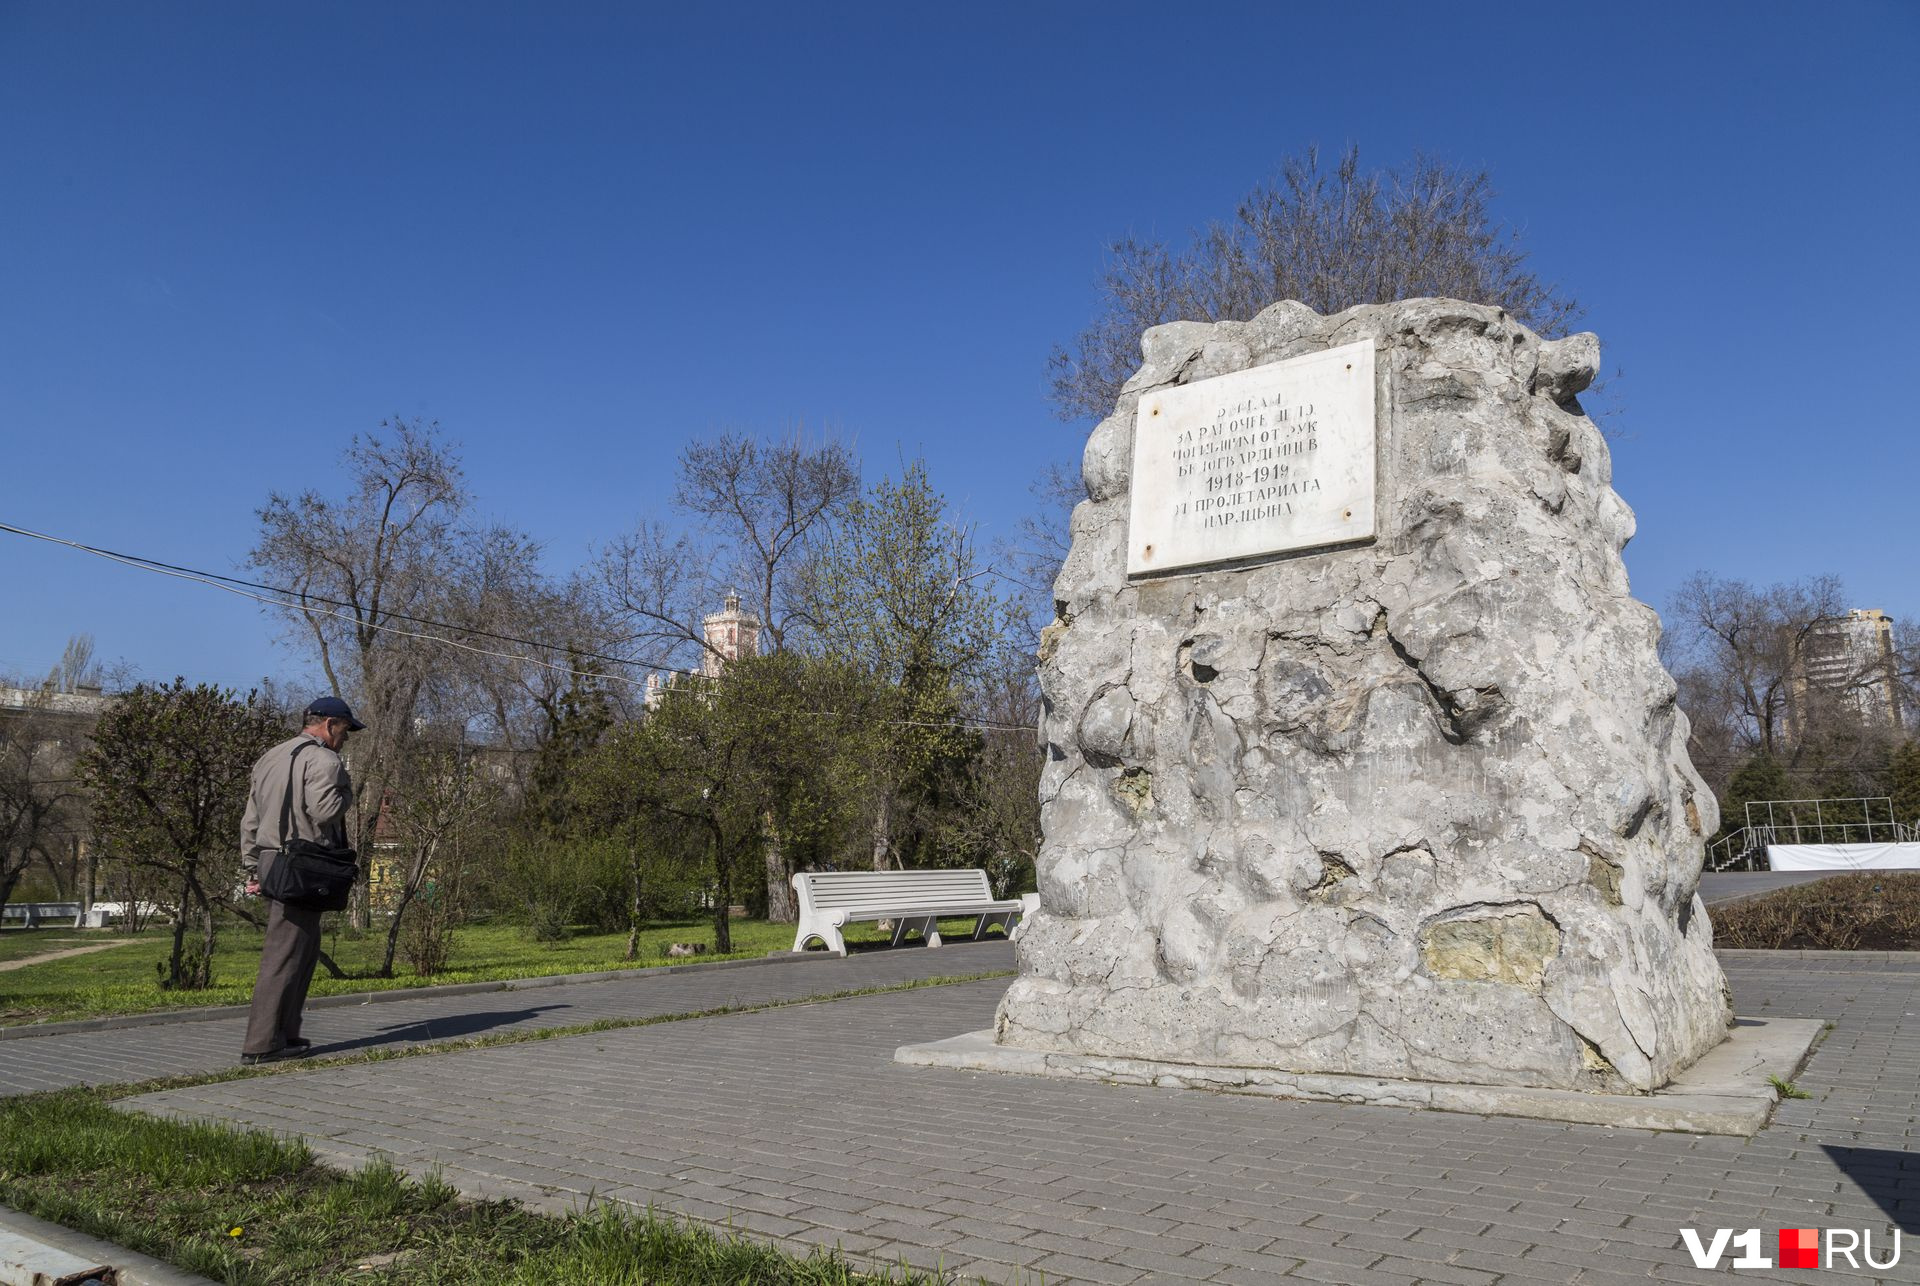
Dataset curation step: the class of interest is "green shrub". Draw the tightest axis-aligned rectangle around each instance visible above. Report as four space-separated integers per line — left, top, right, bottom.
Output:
1714 873 1920 950
525 898 572 943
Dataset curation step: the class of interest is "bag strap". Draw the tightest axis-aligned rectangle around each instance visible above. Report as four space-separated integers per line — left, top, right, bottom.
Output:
278 741 312 849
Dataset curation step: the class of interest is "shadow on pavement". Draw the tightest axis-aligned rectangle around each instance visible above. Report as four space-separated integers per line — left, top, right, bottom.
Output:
311 1004 574 1055
1822 1144 1920 1232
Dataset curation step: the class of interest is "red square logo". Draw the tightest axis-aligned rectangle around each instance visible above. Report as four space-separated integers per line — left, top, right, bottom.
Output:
1779 1228 1820 1269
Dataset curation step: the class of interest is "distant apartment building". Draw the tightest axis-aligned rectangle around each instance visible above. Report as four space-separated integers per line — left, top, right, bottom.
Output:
0 681 111 769
0 683 111 721
1788 608 1904 735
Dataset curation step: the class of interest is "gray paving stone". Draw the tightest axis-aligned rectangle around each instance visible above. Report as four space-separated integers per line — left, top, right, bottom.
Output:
1161 1220 1275 1250
1026 1252 1144 1284
942 1262 1037 1286
1104 1244 1229 1278
940 1236 1047 1267
1206 1268 1297 1286
0 939 1015 1094
1285 1261 1418 1286
75 951 1917 1285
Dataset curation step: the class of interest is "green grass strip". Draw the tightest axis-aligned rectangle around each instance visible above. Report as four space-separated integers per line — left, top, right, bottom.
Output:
1 969 1018 1283
1 1091 955 1283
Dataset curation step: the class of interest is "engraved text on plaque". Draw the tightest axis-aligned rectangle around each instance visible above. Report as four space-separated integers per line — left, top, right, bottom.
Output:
1128 339 1377 575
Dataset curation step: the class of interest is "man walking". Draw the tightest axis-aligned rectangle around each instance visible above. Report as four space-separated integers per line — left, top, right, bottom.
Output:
239 696 363 1064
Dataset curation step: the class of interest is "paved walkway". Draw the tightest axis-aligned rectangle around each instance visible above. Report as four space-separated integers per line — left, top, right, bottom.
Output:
0 943 1014 1095
1698 871 1850 904
122 949 1920 1285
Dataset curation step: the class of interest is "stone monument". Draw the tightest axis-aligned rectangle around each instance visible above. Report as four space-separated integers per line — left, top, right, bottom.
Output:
996 298 1739 1097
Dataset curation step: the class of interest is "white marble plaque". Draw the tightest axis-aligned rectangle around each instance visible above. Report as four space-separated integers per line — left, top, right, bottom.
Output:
1128 339 1376 575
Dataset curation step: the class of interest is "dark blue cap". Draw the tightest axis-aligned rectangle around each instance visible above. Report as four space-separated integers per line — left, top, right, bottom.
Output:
304 696 366 730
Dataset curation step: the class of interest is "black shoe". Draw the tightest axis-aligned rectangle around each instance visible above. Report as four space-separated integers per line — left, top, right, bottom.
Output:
241 1043 315 1066
285 1037 312 1052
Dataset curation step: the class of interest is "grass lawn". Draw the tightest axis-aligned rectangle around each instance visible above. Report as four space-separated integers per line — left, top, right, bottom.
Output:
0 927 107 965
0 915 1005 1027
0 1087 946 1284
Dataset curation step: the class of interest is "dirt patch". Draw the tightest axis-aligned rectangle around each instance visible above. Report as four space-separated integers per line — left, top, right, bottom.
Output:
1712 873 1920 950
0 940 142 972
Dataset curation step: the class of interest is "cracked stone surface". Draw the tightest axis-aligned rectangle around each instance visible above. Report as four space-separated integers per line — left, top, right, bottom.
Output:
996 298 1732 1093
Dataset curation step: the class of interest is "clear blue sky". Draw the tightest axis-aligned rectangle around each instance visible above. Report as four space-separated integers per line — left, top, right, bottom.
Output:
3 2 1915 692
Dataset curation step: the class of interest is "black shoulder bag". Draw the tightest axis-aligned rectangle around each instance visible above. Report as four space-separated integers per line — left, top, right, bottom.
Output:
259 742 359 911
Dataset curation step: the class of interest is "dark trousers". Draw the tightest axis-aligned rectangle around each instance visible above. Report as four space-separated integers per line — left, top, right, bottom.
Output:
242 895 324 1056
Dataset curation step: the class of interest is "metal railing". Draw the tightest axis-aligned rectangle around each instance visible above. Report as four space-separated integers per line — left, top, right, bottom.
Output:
1706 798 1918 872
1744 797 1907 845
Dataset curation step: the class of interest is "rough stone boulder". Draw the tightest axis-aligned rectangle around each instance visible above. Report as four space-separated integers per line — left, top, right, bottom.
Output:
996 298 1732 1093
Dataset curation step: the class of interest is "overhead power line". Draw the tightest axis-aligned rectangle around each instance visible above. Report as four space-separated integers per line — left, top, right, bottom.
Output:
0 519 661 688
0 519 666 674
0 519 1039 734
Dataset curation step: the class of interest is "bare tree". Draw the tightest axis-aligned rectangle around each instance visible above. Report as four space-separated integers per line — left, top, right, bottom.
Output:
1892 618 1919 730
994 459 1087 642
600 429 857 670
251 420 545 933
49 635 103 695
1049 145 1581 423
428 528 621 791
597 518 711 674
1662 573 1917 816
0 687 88 915
1666 573 1850 765
253 422 464 877
377 743 500 977
675 429 859 652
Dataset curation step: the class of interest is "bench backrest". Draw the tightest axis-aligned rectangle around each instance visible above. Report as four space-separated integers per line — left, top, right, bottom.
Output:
0 901 81 920
793 868 997 915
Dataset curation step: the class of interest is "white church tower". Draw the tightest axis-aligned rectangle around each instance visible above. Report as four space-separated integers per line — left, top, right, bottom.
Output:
700 590 761 678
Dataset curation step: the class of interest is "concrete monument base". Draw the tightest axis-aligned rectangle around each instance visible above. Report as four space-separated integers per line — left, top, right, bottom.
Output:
896 1016 1822 1137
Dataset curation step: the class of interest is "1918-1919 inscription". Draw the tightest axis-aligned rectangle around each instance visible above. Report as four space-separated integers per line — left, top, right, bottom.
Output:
1127 339 1376 575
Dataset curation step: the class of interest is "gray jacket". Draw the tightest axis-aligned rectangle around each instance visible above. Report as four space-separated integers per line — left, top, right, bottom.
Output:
240 732 353 875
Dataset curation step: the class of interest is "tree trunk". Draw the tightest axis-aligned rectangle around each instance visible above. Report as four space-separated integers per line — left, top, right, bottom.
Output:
624 843 643 961
41 848 71 898
379 889 413 978
349 869 372 931
166 874 191 988
347 783 382 932
763 811 795 922
380 833 441 978
195 897 218 989
708 820 732 955
870 793 893 871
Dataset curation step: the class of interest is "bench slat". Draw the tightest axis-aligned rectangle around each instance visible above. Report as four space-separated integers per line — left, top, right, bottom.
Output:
797 870 994 908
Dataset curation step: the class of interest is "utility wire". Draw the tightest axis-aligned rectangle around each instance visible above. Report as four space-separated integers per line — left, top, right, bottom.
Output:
0 519 657 688
0 520 666 674
0 519 1039 733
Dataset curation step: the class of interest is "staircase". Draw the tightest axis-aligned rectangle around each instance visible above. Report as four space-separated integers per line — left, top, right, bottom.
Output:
1706 828 1770 872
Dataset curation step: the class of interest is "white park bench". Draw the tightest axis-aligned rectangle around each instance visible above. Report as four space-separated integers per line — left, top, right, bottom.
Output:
0 901 82 928
790 869 1031 956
